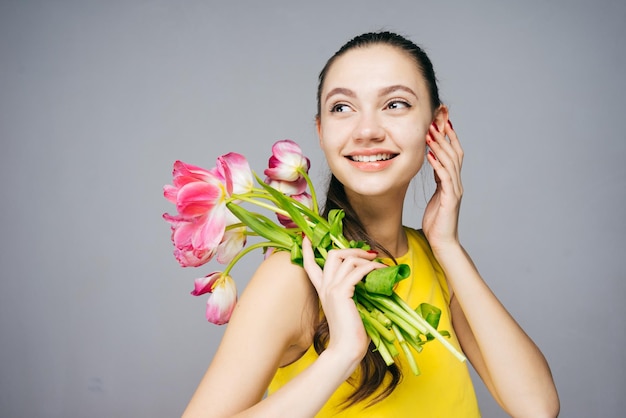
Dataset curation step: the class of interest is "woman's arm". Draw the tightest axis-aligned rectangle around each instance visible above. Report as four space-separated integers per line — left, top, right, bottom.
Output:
182 243 380 418
423 117 559 417
441 246 559 417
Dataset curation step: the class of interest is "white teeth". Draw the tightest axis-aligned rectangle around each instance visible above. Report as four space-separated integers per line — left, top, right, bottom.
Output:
351 153 393 162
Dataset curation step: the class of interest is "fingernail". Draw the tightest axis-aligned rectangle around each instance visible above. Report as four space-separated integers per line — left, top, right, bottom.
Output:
447 120 454 129
432 122 439 132
428 150 436 160
366 250 378 254
427 131 434 142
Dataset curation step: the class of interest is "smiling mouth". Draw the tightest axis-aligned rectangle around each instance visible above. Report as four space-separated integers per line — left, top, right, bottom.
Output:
348 153 396 162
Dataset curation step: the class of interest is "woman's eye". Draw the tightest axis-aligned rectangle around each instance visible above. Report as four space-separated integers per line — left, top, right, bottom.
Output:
386 100 411 110
330 103 352 113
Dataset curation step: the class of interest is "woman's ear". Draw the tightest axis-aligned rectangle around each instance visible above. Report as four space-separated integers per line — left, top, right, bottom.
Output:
432 105 449 133
316 116 323 146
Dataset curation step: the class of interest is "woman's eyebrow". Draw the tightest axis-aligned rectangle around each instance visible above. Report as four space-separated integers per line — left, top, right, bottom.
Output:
324 85 417 104
324 87 356 104
379 84 418 98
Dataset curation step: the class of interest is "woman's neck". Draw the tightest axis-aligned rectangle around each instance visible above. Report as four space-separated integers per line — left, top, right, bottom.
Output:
347 192 408 258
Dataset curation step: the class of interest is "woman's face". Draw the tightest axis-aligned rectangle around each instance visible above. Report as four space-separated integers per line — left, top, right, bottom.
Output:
317 44 435 199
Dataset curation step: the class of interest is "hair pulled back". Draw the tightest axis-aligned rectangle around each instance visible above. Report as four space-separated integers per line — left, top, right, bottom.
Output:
313 31 442 407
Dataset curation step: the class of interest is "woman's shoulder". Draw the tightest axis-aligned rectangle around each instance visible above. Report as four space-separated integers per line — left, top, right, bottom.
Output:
235 250 318 344
249 250 315 298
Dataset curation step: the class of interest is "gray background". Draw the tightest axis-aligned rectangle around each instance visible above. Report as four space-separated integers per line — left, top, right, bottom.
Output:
1 0 624 417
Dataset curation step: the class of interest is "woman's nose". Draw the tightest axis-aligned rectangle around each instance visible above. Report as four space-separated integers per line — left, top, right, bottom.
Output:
351 111 385 142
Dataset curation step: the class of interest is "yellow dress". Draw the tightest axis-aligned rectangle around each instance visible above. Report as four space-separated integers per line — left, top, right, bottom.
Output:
267 228 481 417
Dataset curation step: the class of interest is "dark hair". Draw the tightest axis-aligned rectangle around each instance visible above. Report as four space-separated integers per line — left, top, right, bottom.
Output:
313 31 442 407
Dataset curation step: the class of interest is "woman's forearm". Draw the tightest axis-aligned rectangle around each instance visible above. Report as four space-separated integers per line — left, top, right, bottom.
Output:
230 349 359 418
434 243 560 417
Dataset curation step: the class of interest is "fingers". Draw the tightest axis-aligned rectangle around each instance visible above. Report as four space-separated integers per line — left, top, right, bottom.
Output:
324 246 377 272
322 247 380 291
426 120 463 196
329 253 380 287
301 236 322 288
427 122 461 169
302 236 381 295
444 120 464 168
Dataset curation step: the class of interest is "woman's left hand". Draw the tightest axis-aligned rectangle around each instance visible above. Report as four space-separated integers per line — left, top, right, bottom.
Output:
422 120 464 252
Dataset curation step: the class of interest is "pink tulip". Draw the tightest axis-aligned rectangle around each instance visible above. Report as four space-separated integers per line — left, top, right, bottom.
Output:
163 153 255 268
264 140 310 182
163 161 230 267
277 192 313 228
191 272 237 325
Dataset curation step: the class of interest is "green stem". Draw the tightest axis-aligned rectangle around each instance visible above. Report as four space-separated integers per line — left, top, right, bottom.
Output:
230 195 290 218
356 303 395 342
359 298 392 328
393 325 420 376
361 288 428 334
391 293 466 362
329 233 350 249
355 285 420 339
244 190 280 203
223 241 288 276
226 203 294 248
401 329 424 354
298 167 318 215
362 318 395 366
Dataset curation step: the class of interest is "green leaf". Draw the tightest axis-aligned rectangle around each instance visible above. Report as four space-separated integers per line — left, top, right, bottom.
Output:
415 303 442 329
311 222 331 249
363 264 411 296
254 173 314 236
290 241 303 266
328 209 345 237
415 303 449 341
226 203 292 248
349 240 371 251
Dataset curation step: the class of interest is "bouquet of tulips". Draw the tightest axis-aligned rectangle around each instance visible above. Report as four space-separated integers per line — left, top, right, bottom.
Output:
163 140 465 375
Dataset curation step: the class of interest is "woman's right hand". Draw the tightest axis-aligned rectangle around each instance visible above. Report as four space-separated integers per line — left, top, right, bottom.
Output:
301 237 382 369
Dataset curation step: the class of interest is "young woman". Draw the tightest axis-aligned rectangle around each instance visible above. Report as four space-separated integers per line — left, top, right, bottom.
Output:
183 32 560 417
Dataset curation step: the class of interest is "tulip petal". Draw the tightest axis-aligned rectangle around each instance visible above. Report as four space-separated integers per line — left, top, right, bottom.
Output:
193 203 227 250
217 153 253 196
217 225 247 264
172 160 214 183
163 185 178 204
176 177 225 218
264 177 307 196
163 213 217 267
191 271 221 296
174 246 215 267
